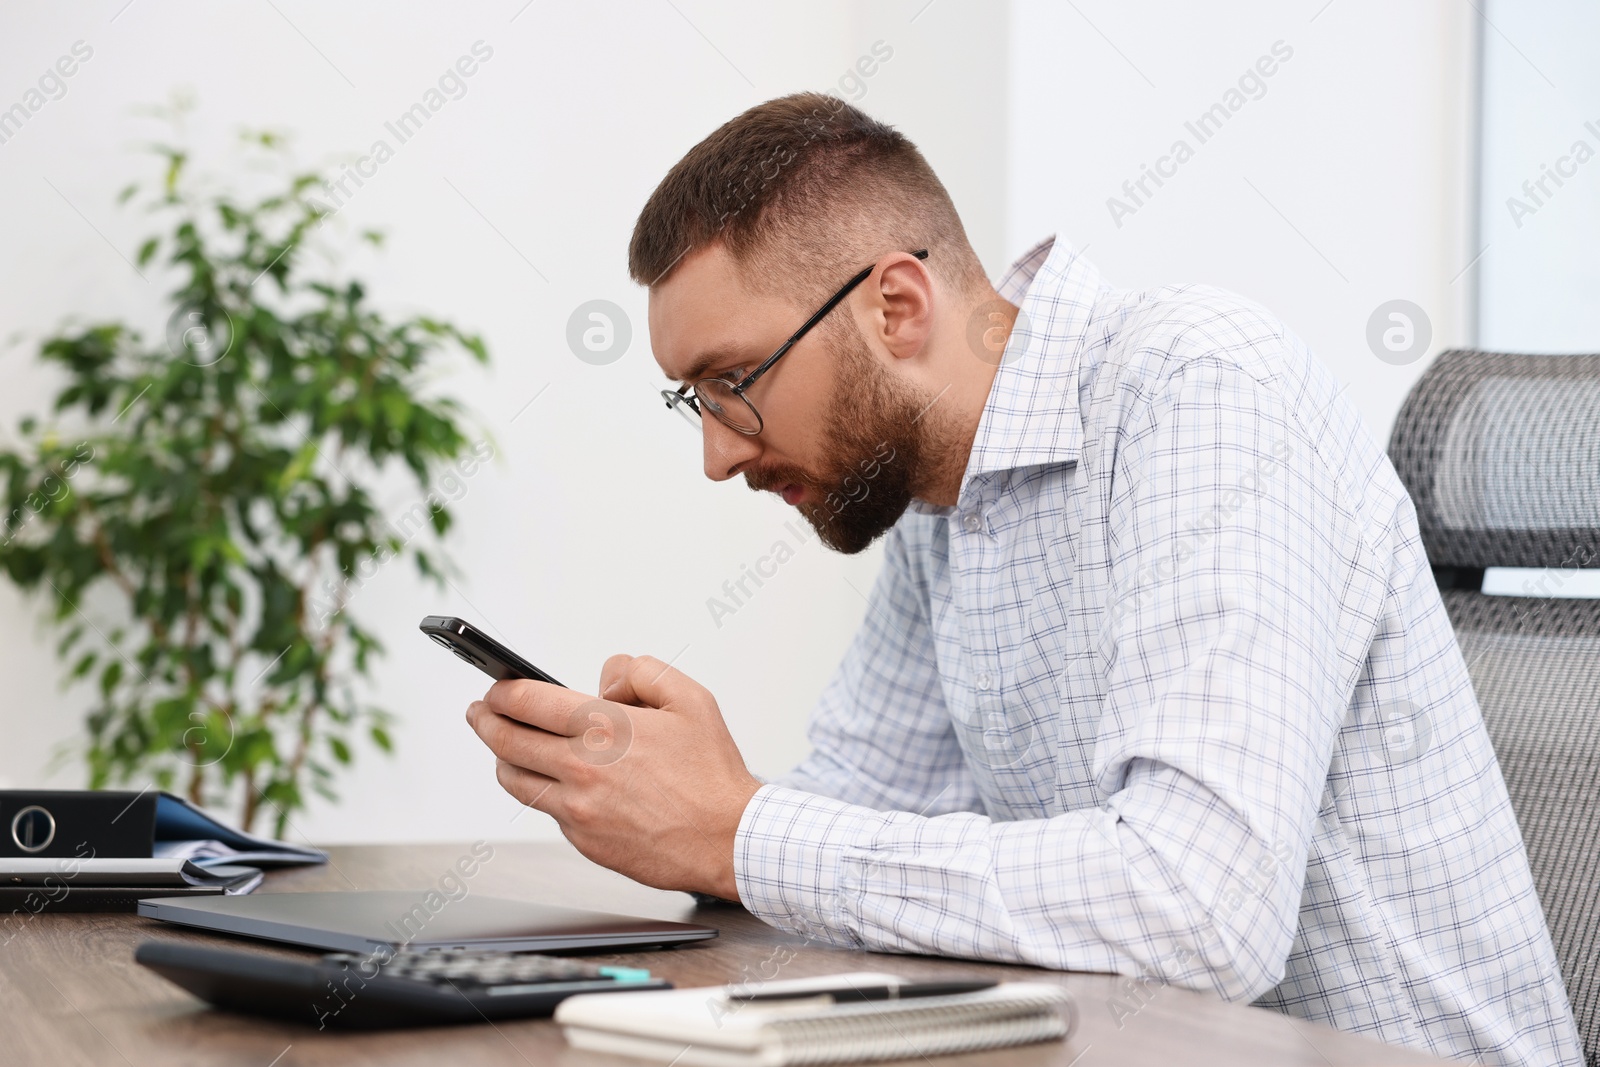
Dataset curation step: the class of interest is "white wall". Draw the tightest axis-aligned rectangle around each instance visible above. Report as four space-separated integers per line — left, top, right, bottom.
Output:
1007 0 1479 444
1477 0 1600 352
0 1 1486 846
0 1 1008 843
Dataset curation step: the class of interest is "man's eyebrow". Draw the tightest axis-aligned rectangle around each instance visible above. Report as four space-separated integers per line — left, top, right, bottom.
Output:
675 344 747 384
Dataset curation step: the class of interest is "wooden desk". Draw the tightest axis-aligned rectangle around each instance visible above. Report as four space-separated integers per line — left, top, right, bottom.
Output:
1 841 1452 1066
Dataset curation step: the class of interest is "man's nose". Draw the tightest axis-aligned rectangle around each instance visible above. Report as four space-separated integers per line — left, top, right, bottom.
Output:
701 415 760 482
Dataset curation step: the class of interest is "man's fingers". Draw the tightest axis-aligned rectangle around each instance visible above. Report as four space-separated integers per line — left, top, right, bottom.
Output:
601 654 703 710
469 699 573 779
495 759 560 813
484 678 588 734
597 653 634 697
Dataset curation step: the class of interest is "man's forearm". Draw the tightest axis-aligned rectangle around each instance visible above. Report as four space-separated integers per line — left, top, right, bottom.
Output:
733 780 1303 1002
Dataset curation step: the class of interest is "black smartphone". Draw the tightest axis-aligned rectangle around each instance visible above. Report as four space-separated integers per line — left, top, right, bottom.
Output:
419 615 566 686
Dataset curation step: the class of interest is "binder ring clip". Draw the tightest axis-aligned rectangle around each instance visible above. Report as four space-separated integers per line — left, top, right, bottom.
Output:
11 805 56 853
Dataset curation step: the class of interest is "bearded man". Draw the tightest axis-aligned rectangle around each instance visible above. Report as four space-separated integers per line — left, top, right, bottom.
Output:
467 92 1582 1067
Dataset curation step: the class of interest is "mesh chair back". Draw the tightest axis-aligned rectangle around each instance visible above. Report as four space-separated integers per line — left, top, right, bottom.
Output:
1389 349 1600 1064
1389 349 1600 570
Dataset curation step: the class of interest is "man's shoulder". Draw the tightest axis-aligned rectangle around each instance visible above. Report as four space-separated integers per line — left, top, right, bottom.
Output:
1072 280 1352 457
1097 281 1306 394
1087 278 1405 550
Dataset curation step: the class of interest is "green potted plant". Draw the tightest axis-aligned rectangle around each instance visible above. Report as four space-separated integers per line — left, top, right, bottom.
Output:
0 114 492 836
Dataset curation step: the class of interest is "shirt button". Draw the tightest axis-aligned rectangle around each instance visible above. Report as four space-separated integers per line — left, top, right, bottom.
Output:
963 513 982 533
977 672 993 690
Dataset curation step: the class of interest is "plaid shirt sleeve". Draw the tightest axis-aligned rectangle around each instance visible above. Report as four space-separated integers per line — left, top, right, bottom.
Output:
735 358 1382 1003
769 526 984 819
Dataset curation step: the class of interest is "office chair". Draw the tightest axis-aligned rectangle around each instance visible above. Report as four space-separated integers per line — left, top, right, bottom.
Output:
1388 348 1600 1064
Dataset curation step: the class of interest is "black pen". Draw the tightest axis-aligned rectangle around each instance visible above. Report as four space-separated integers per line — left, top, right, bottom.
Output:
728 980 997 1003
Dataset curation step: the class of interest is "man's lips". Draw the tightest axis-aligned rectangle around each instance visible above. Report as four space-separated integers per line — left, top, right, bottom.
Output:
747 468 809 506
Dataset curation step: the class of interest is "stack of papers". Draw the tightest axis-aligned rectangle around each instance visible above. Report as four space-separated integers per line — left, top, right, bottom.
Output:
152 838 316 869
0 857 263 911
153 795 326 868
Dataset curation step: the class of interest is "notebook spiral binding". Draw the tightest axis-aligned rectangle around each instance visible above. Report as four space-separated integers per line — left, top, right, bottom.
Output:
765 988 1077 1065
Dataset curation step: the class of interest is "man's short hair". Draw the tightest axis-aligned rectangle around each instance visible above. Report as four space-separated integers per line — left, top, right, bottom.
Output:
629 92 988 306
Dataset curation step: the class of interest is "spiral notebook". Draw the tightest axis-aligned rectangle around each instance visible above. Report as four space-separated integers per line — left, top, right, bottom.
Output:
555 971 1075 1067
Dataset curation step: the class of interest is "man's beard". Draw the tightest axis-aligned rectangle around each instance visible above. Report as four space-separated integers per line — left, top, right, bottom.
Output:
744 328 935 555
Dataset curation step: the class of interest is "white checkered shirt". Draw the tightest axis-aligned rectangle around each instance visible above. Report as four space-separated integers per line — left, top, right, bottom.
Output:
732 237 1584 1066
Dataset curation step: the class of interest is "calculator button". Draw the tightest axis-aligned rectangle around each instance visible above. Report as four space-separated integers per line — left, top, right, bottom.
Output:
322 949 650 995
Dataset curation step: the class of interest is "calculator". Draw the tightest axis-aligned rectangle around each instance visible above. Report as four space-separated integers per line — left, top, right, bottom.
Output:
135 940 671 1029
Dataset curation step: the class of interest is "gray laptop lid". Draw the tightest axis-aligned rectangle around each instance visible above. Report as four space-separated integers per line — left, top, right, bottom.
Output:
137 891 718 953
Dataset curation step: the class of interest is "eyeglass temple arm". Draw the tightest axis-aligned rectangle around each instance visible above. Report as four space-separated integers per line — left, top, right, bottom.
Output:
663 384 692 412
738 249 929 393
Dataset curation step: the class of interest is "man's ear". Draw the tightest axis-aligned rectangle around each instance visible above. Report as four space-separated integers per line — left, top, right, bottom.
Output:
869 252 935 362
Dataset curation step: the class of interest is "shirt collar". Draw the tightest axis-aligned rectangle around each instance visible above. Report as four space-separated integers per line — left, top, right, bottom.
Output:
912 236 1106 514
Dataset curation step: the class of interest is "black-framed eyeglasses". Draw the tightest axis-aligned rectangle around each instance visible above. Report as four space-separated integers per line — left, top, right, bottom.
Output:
661 249 930 436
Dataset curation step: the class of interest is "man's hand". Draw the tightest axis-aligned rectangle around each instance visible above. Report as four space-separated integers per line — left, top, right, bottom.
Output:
465 654 762 901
